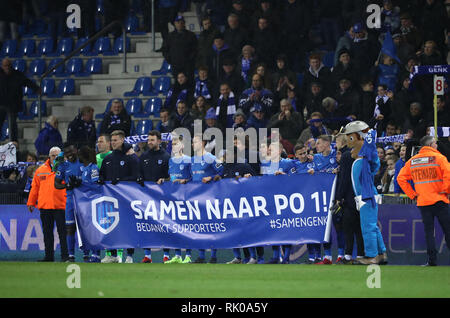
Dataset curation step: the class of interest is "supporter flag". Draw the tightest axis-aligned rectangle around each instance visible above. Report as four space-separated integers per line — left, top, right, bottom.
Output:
380 31 401 64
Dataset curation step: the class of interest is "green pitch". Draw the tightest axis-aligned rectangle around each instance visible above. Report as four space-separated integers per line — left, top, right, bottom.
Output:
0 262 449 298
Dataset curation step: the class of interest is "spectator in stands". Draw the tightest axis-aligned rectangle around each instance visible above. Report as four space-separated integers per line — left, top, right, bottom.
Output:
229 0 251 31
224 13 249 57
170 100 194 134
271 54 297 102
399 12 423 51
286 86 300 113
301 53 332 98
381 156 397 194
164 72 195 111
162 15 198 80
250 62 272 91
380 0 400 36
194 66 214 104
196 16 220 69
374 54 399 92
392 76 423 127
393 144 407 195
333 78 359 121
302 81 325 119
420 0 448 58
296 112 330 146
334 24 354 67
239 73 275 117
205 0 230 32
357 78 376 123
369 84 392 135
99 99 132 136
207 32 236 81
331 48 359 90
190 96 209 121
426 96 450 128
392 31 415 65
250 0 280 34
267 98 303 146
0 58 40 142
246 103 268 131
192 0 207 29
251 16 278 69
403 101 428 139
215 82 237 131
417 40 445 66
320 97 340 132
66 106 96 149
236 45 258 87
232 108 247 130
215 58 245 100
374 146 387 192
280 0 312 72
156 108 173 134
26 152 37 163
155 0 179 50
27 146 68 262
35 115 63 158
350 22 380 76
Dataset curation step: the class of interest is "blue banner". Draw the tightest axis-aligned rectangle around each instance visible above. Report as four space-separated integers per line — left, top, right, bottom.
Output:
72 174 336 250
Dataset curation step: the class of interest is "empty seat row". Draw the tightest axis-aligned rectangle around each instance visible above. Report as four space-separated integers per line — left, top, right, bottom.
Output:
124 76 172 97
17 101 47 120
23 78 75 98
13 57 102 78
1 36 130 58
95 97 162 120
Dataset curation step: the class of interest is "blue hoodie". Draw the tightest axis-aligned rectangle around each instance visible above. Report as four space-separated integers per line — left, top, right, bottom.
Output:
357 129 380 207
34 122 63 157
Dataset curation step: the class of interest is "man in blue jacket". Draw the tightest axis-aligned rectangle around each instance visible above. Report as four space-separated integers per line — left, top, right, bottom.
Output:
35 116 63 158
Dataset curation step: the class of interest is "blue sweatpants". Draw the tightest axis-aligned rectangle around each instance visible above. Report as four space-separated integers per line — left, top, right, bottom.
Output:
359 202 386 258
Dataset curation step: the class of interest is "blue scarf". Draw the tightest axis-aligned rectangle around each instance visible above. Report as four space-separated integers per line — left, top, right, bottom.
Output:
241 58 252 82
216 92 236 128
358 129 379 207
194 78 212 100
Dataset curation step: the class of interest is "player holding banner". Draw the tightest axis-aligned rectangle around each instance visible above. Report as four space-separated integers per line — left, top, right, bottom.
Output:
157 132 193 264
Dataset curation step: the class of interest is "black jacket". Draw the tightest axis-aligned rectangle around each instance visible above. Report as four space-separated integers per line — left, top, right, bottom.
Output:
0 69 39 113
67 114 97 149
100 109 132 136
139 148 170 182
100 143 139 182
335 146 356 210
162 28 198 69
223 162 256 179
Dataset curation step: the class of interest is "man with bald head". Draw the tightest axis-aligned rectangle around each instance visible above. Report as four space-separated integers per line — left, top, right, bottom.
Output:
0 58 40 141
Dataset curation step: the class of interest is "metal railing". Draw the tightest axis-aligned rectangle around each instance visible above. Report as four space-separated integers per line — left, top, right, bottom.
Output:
37 20 128 133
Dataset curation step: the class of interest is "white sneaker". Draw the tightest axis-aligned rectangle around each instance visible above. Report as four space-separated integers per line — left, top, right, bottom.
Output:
125 256 133 263
117 256 123 263
247 258 257 264
101 255 119 263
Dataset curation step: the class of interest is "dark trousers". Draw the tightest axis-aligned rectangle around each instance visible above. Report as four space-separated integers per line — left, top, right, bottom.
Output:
0 108 18 142
343 206 365 257
418 201 450 264
40 209 68 260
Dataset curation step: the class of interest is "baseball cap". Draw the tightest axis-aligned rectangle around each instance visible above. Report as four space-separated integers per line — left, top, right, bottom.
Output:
205 107 217 120
174 15 185 22
353 22 364 33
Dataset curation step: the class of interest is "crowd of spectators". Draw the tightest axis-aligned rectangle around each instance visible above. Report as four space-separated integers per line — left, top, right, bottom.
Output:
1 0 450 201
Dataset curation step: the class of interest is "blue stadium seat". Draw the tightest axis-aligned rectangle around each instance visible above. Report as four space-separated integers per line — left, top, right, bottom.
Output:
95 98 123 119
1 39 18 58
35 38 54 56
17 101 28 120
79 58 102 76
125 15 146 35
113 36 131 55
74 37 92 56
23 80 38 98
134 120 153 135
41 78 56 96
12 59 26 73
48 58 65 77
152 76 171 95
27 59 46 77
322 51 335 68
56 78 75 97
48 37 73 57
151 60 171 76
125 98 143 116
18 39 36 57
64 58 83 76
124 77 153 96
92 37 113 56
28 100 47 117
137 97 162 117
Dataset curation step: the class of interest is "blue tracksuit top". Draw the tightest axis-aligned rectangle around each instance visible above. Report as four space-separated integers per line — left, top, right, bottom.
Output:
81 163 100 184
169 155 192 182
260 158 296 175
191 152 224 182
312 149 338 173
